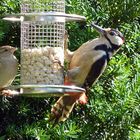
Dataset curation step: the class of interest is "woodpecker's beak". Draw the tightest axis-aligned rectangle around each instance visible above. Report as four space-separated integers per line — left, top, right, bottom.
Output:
91 22 106 35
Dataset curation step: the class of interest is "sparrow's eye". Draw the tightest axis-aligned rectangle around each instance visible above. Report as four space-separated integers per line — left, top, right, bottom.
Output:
2 49 8 52
109 31 116 36
0 48 8 53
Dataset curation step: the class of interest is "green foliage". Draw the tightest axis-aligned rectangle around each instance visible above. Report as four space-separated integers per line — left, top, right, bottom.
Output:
0 0 140 139
0 0 20 46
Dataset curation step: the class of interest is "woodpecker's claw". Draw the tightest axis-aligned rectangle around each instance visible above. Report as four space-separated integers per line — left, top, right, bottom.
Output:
64 30 69 42
77 92 88 104
53 58 64 69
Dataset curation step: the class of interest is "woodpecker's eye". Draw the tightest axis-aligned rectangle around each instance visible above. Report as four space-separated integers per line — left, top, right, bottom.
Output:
109 31 116 36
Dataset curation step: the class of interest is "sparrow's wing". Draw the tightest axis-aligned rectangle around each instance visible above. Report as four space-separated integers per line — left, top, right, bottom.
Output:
0 60 7 74
0 62 3 73
0 61 5 88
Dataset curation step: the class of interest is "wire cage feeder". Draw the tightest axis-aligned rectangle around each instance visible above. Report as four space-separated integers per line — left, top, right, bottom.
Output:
3 0 86 97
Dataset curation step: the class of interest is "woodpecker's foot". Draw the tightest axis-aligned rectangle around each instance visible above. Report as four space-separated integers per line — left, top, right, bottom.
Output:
1 89 18 97
64 30 69 43
53 58 64 69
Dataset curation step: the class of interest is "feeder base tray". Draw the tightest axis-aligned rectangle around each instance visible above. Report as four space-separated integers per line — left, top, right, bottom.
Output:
5 85 85 97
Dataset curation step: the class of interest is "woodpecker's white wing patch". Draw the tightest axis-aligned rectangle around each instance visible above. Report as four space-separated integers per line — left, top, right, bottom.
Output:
67 66 80 79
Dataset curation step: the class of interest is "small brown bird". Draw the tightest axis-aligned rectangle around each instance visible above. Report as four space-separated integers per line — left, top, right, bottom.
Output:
51 23 124 123
0 45 18 95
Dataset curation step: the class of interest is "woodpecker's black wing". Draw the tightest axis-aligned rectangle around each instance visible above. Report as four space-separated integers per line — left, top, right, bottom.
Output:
83 55 107 89
83 44 109 89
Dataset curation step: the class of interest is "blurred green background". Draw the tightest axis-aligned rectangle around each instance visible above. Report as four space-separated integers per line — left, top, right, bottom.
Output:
0 0 140 139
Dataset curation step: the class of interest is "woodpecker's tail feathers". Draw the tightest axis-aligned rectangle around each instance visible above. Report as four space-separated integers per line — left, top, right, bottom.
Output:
50 96 76 123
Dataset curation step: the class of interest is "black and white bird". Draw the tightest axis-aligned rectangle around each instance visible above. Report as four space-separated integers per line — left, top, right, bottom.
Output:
51 22 124 123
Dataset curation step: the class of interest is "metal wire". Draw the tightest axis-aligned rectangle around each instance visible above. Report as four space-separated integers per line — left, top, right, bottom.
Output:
21 22 64 49
21 0 65 13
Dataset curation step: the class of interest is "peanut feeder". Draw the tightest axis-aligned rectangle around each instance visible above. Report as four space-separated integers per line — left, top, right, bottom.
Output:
20 0 65 85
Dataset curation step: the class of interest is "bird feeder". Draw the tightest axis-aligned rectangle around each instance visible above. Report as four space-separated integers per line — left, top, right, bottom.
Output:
20 0 65 85
3 0 86 96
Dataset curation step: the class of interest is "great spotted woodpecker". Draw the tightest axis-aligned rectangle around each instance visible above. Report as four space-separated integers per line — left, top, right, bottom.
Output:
51 22 124 123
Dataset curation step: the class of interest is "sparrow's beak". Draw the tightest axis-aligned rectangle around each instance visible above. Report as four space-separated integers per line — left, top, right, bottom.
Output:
91 22 106 35
10 47 17 53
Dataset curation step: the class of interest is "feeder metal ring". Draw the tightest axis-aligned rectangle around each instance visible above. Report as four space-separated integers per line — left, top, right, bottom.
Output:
8 85 86 97
3 12 86 22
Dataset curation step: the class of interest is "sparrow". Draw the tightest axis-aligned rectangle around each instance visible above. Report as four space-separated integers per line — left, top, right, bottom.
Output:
0 45 18 96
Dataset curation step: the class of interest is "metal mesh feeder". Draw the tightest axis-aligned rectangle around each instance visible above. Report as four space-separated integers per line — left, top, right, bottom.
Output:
20 22 65 85
3 0 86 96
20 0 65 85
20 0 65 13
